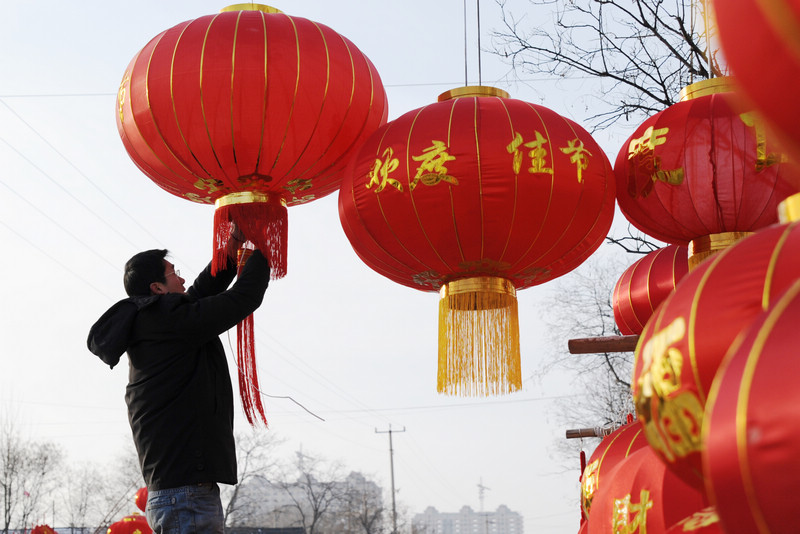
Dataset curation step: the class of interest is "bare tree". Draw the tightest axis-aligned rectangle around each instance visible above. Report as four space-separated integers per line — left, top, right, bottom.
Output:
492 0 724 130
0 417 64 533
90 450 143 534
273 450 344 534
59 461 113 531
338 472 386 534
534 252 637 466
222 430 283 527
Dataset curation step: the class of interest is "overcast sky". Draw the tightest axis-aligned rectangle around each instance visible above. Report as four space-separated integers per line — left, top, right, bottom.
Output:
0 1 639 532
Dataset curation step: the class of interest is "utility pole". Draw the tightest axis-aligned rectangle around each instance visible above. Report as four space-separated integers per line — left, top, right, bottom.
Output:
376 425 406 534
478 478 491 534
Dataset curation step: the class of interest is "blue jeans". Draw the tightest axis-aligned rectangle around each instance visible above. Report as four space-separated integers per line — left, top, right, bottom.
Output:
146 482 224 534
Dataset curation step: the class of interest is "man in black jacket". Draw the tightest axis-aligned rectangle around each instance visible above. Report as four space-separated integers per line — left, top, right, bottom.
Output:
87 231 270 534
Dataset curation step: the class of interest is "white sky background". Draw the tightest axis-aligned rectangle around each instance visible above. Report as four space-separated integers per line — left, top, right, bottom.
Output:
0 1 641 532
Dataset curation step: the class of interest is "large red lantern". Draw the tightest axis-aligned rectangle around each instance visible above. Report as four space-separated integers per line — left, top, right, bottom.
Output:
581 422 648 522
703 278 800 534
632 219 800 484
107 514 152 534
339 86 615 395
117 4 387 425
612 245 688 335
713 0 800 159
614 77 798 267
586 446 707 534
117 4 388 277
31 526 57 534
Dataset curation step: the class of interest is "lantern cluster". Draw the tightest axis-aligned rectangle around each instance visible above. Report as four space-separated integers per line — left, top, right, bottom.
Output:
339 86 615 395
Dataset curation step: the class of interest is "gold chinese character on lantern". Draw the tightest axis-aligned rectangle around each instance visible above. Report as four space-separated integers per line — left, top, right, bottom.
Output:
561 138 593 183
678 508 720 531
740 112 786 171
410 140 458 190
285 178 313 195
366 147 402 193
636 317 704 462
581 460 601 511
612 489 653 534
628 126 669 157
507 131 554 176
117 72 130 125
194 176 224 194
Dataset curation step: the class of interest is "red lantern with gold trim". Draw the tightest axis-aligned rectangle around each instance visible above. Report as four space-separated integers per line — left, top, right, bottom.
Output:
703 278 800 534
714 0 800 159
134 486 147 513
31 526 57 534
632 217 800 484
586 446 708 534
581 422 648 522
612 245 688 335
117 4 388 277
339 86 615 395
614 77 798 268
117 4 387 425
107 513 152 534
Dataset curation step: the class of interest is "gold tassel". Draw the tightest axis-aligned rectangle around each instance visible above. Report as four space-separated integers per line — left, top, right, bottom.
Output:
437 277 522 396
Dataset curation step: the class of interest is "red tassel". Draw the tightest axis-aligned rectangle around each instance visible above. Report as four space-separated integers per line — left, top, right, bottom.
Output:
235 249 268 427
213 197 287 278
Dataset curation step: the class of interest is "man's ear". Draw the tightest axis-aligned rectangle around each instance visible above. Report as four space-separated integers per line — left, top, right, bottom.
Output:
150 282 166 295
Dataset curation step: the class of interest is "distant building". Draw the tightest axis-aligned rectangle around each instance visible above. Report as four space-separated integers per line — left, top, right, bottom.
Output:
412 505 523 534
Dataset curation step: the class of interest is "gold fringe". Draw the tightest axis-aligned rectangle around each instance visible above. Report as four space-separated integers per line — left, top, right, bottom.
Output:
437 277 522 396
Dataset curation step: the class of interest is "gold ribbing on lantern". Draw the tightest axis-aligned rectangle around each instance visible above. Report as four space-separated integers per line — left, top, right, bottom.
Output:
437 276 521 396
438 86 510 102
688 231 752 269
220 4 283 13
778 192 800 223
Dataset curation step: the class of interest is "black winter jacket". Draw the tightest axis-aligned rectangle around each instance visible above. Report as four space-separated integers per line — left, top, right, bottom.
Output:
87 250 270 490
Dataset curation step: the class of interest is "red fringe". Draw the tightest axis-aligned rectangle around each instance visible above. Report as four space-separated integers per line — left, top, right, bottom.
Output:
237 315 268 426
235 249 268 427
212 199 287 279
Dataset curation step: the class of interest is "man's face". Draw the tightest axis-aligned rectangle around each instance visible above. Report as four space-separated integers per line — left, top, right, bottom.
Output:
151 260 186 295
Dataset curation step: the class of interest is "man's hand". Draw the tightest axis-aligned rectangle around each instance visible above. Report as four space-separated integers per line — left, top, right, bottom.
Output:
227 223 247 261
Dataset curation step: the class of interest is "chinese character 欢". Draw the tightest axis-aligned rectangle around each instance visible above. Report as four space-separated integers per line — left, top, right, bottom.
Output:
366 147 402 193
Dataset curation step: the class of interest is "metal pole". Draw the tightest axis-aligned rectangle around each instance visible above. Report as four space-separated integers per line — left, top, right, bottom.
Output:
376 425 406 534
